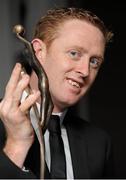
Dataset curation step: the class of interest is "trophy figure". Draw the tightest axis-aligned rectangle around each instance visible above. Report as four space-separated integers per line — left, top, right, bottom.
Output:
13 25 54 179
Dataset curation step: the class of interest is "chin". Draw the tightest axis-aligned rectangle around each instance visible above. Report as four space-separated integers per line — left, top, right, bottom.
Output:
52 92 82 109
62 97 80 107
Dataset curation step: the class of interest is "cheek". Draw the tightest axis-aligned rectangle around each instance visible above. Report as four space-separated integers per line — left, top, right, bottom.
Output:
42 58 55 76
45 62 68 81
89 70 99 84
44 63 61 87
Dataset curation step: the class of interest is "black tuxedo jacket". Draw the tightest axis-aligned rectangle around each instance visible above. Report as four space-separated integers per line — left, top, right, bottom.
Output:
0 110 114 179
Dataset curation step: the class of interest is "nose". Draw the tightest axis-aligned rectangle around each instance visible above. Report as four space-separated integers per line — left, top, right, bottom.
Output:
75 58 90 78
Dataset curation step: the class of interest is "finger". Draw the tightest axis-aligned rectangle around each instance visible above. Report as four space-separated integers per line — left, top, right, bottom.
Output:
19 90 40 113
0 98 12 120
11 73 30 107
4 63 22 99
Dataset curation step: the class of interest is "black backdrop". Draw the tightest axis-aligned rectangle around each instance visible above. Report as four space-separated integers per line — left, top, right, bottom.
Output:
68 0 126 178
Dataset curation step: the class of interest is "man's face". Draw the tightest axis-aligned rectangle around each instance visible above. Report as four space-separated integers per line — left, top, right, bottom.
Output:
40 19 105 112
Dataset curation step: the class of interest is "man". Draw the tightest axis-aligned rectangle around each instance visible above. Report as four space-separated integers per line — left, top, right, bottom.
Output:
0 7 114 179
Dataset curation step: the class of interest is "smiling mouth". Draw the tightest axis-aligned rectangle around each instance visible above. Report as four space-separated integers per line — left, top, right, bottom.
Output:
68 79 80 88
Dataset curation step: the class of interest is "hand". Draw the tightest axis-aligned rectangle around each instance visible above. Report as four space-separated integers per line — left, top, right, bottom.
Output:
0 63 40 168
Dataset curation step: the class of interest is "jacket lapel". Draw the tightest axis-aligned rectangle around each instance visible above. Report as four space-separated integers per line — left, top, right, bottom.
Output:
64 111 90 179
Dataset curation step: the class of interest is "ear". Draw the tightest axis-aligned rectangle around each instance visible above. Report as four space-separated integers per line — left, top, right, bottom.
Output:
32 38 47 63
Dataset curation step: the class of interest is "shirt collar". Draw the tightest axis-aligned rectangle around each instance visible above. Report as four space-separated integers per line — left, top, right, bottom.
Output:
52 110 67 125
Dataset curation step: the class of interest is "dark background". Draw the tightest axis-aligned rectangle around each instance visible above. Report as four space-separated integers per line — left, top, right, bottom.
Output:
68 0 126 178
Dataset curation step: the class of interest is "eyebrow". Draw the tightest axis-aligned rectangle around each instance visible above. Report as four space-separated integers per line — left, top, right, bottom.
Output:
93 55 104 62
66 45 88 53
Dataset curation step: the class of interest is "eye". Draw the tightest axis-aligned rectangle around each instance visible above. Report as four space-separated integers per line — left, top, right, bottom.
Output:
68 50 81 60
90 57 101 69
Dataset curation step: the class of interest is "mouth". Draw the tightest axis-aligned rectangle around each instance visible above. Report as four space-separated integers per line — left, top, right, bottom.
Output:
67 77 83 89
68 79 80 88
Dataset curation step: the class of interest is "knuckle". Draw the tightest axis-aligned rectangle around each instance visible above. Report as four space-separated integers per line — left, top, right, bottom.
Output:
18 77 29 90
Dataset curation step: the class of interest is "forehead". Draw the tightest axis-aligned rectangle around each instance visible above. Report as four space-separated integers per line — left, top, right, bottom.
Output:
58 19 104 40
52 19 105 54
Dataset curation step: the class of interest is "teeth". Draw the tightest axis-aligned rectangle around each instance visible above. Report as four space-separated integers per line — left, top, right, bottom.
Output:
68 79 80 88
